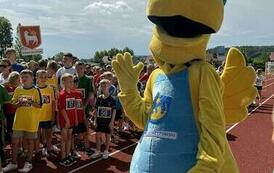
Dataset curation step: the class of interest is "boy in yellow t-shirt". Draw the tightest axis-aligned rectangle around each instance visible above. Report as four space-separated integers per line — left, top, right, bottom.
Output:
35 70 56 157
3 70 42 173
46 60 58 90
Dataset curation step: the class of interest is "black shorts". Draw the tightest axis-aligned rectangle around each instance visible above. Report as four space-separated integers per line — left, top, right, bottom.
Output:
115 109 123 121
39 121 53 129
95 124 111 134
256 86 263 90
73 123 87 134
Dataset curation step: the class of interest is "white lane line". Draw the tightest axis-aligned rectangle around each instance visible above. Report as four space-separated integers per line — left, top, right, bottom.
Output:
226 94 274 133
264 77 274 82
263 82 274 89
68 142 137 173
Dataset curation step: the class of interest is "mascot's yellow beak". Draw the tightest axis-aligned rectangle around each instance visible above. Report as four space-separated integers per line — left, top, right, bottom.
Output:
147 0 224 36
147 0 225 73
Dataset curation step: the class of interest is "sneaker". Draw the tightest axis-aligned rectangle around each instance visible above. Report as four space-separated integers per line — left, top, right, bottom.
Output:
86 148 94 156
52 145 60 153
91 151 102 159
18 162 32 173
59 157 73 167
53 125 61 132
17 148 23 157
102 150 109 159
72 151 81 159
68 154 77 163
3 163 18 172
42 148 48 157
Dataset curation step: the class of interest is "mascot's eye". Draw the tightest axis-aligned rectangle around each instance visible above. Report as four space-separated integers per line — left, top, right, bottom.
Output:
223 0 227 5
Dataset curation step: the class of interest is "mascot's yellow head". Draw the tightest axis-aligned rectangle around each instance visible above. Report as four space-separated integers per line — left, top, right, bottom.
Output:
147 0 226 73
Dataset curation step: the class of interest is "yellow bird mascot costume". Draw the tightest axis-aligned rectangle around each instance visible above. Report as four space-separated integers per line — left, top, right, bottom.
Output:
112 0 257 172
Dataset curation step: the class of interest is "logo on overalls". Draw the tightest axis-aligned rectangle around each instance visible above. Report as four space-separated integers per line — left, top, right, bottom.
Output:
151 93 172 121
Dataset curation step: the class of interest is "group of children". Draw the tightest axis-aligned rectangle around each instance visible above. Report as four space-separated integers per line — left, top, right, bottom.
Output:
0 52 127 172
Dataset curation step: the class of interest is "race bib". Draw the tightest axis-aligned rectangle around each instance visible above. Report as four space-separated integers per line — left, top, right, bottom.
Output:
66 98 75 110
19 95 33 107
75 99 83 109
42 95 51 104
97 107 112 118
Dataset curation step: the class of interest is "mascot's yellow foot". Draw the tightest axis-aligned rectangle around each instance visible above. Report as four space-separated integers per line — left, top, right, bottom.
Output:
221 48 257 124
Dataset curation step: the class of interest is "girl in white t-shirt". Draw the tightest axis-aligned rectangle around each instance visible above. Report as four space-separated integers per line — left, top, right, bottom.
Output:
255 69 264 104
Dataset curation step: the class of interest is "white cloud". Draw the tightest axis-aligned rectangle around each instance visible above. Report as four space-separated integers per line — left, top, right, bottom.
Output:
84 1 132 14
16 3 51 11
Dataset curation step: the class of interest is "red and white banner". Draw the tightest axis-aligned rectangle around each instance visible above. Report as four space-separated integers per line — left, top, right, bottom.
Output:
18 24 43 55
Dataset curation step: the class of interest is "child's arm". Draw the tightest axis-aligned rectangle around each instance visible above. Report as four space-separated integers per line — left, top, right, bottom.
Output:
109 109 116 129
60 109 70 128
94 109 97 128
52 100 56 122
32 102 42 108
11 89 21 109
75 109 79 126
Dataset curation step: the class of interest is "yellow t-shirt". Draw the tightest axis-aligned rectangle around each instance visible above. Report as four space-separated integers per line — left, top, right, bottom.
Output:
46 76 58 89
39 86 55 122
12 86 42 132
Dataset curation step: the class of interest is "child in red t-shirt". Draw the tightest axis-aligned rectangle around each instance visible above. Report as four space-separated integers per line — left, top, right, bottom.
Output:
71 76 93 157
58 73 78 167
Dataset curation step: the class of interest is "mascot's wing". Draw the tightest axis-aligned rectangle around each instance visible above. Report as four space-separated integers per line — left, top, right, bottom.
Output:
221 48 257 124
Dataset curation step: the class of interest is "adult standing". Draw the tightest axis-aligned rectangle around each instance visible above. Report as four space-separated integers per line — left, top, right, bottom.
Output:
0 59 11 84
56 53 76 89
4 48 24 73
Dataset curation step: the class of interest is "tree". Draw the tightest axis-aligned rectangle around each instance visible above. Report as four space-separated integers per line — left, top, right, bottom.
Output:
122 47 134 55
14 35 23 59
0 17 13 57
93 47 135 64
53 52 64 62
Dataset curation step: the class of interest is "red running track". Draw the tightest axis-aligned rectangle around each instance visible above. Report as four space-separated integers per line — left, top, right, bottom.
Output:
227 77 274 173
4 77 274 173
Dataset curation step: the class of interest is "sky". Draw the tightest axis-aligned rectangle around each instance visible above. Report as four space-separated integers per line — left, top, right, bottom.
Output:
0 0 274 59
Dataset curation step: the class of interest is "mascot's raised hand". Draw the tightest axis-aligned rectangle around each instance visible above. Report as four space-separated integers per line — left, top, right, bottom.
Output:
221 48 257 124
112 53 144 93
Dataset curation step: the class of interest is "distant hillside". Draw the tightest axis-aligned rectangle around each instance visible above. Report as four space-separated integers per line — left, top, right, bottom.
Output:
208 45 274 69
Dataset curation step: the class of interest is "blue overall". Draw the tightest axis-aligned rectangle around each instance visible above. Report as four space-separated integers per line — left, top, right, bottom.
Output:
130 69 199 173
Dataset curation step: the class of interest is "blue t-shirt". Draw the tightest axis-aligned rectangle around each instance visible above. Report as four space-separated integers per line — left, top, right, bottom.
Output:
12 63 24 73
109 85 117 96
115 97 122 110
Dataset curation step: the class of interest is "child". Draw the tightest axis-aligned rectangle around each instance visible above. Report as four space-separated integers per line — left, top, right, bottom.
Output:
97 72 117 97
58 73 78 166
4 48 24 73
35 70 56 157
4 72 21 142
3 70 42 173
0 83 12 172
75 61 94 120
255 69 264 105
91 79 116 159
56 53 76 90
46 60 61 137
72 76 93 157
46 60 59 90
